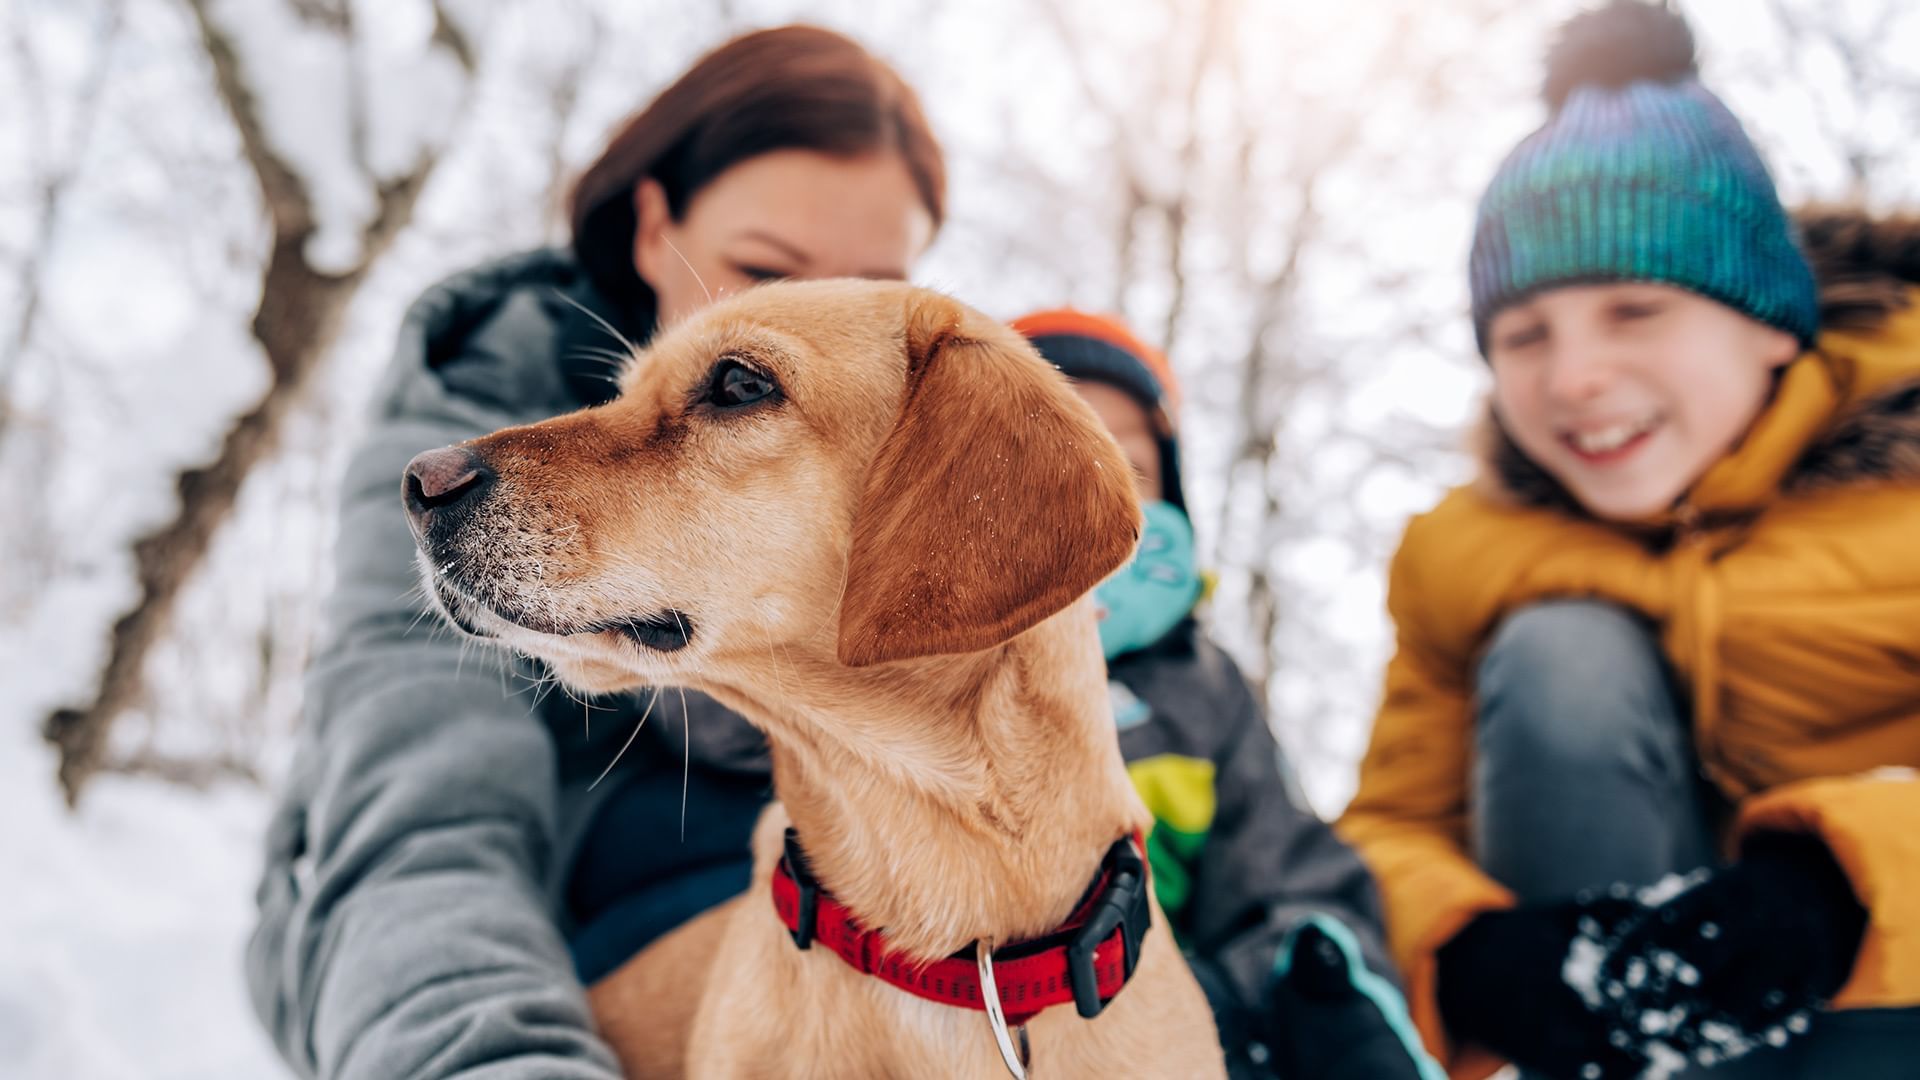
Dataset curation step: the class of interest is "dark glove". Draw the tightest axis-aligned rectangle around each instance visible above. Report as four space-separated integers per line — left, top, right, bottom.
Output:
1436 895 1647 1079
1581 832 1867 1072
1263 918 1442 1080
1189 954 1267 1080
1438 835 1868 1080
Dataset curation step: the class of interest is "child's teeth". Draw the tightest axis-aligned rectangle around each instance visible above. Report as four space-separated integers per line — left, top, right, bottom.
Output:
1573 418 1650 454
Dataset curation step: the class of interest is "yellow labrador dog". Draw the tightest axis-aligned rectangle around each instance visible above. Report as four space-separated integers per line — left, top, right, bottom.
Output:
402 281 1224 1079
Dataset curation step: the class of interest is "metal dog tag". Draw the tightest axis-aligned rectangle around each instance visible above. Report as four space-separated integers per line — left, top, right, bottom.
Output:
976 941 1031 1079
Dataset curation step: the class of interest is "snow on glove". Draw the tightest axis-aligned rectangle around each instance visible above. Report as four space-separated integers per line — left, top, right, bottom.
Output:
1265 916 1445 1080
1569 832 1868 1078
1437 896 1647 1078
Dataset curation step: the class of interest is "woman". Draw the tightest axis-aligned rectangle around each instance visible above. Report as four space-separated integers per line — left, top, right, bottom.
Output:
244 27 944 1079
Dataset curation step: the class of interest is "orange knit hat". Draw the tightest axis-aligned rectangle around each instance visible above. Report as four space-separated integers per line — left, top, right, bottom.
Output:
1009 308 1181 415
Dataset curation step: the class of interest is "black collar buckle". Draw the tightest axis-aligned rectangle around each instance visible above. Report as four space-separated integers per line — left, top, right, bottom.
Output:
1066 834 1152 1018
782 827 819 951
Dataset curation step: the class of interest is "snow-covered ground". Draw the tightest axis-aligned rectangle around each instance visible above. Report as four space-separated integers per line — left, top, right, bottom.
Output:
0 577 284 1079
0 743 282 1079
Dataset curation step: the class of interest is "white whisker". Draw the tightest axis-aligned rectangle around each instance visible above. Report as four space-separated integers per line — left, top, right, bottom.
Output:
763 626 787 697
671 608 694 841
552 289 639 355
661 235 713 308
590 686 660 791
405 602 436 637
567 345 638 370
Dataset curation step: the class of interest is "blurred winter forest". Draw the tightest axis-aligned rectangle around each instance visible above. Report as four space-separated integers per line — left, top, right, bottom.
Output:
3 0 1920 1074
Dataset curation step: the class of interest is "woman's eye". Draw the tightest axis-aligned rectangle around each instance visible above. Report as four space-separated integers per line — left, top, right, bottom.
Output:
706 359 780 408
736 264 790 283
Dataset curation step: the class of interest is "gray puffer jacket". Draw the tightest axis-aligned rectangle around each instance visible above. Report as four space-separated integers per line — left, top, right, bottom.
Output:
246 250 751 1079
247 251 1394 1079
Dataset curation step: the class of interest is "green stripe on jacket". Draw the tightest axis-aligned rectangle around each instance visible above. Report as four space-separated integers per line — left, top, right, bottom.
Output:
1126 754 1217 925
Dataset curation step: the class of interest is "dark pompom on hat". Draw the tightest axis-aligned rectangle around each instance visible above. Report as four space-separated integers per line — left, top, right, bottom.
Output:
1543 0 1698 112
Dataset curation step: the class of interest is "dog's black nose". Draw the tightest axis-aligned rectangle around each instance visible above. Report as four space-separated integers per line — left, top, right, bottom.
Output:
404 447 493 519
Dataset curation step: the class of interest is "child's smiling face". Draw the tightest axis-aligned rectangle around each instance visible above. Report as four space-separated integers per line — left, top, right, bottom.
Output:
1487 282 1802 521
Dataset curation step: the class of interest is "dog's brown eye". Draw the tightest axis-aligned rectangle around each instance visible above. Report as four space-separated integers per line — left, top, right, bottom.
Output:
706 359 780 409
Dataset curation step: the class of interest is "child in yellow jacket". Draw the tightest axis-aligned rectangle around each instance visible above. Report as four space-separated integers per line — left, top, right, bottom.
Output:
1337 4 1920 1079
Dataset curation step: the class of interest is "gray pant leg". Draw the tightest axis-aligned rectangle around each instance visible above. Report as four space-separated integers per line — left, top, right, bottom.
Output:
1473 600 1716 899
1476 601 1718 1079
1472 601 1920 1078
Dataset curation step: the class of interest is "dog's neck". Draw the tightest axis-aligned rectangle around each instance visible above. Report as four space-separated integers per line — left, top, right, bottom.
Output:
707 598 1146 962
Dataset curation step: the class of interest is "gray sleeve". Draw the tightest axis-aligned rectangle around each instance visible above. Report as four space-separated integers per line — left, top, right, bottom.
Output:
1185 658 1398 1012
245 335 621 1078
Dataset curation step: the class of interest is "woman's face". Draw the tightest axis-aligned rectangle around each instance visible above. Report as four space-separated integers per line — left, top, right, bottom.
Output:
633 149 936 325
1486 282 1799 521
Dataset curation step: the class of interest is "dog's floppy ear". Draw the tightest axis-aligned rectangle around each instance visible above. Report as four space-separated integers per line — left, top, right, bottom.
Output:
836 291 1143 667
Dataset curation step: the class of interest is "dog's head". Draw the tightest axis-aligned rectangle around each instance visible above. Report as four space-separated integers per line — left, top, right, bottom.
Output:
403 280 1141 694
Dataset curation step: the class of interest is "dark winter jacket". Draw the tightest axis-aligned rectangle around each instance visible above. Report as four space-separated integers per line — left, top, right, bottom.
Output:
1105 620 1396 1025
247 250 1392 1079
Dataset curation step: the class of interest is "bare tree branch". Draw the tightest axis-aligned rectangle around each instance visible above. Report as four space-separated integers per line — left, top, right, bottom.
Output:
0 0 125 445
1157 0 1232 351
1036 0 1152 202
430 0 476 71
1748 0 1920 201
43 0 479 805
536 1 605 234
101 749 262 789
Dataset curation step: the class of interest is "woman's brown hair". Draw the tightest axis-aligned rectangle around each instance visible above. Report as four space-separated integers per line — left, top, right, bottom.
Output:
569 25 946 309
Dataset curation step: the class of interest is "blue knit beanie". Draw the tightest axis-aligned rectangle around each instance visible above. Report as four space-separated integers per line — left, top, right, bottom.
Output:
1469 1 1819 353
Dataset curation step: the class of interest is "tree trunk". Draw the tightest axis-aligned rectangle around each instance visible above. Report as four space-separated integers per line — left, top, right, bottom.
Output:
42 0 466 805
43 244 361 803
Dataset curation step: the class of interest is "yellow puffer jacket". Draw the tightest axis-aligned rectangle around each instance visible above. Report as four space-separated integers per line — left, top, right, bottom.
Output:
1337 211 1920 1080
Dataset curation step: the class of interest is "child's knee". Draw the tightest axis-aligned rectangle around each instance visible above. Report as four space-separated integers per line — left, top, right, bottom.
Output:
1476 600 1677 766
1482 600 1661 692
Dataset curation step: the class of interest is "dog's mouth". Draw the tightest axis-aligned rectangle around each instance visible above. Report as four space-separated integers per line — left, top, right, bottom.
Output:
433 583 501 639
577 613 695 653
429 578 695 653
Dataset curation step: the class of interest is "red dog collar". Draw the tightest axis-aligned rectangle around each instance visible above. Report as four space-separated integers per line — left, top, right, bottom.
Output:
771 829 1152 1026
